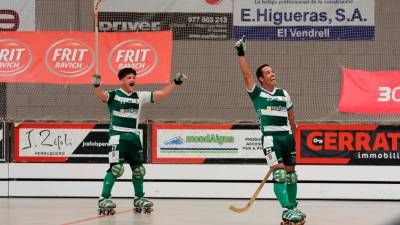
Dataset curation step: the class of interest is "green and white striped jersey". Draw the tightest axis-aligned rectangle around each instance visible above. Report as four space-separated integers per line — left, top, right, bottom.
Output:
107 88 153 133
247 84 293 135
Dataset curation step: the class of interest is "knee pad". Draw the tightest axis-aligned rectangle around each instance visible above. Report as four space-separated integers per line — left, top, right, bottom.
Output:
286 171 298 184
132 165 146 179
273 168 287 183
111 163 124 178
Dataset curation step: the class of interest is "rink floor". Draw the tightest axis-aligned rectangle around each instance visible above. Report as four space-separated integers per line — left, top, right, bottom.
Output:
1 198 400 225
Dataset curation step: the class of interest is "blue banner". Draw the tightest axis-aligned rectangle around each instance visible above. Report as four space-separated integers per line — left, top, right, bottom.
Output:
234 26 374 40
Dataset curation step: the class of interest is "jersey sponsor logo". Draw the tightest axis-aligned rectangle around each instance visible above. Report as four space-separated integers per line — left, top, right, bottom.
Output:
115 95 139 104
259 92 285 101
0 39 32 77
120 108 138 114
261 106 288 117
108 39 158 78
114 108 139 118
265 106 287 112
45 38 94 78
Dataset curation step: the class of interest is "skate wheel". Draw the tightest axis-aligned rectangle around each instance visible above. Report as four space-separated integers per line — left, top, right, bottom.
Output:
133 207 142 213
97 209 102 215
281 221 293 225
144 208 153 214
103 208 115 215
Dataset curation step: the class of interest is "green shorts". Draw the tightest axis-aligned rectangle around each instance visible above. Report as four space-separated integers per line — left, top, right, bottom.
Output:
108 131 144 166
262 134 296 166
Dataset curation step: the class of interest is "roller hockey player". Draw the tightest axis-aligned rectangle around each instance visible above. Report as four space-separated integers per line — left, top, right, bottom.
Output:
235 36 306 224
93 68 187 215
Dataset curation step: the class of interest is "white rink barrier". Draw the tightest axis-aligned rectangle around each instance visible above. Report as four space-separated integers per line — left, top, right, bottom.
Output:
1 163 400 200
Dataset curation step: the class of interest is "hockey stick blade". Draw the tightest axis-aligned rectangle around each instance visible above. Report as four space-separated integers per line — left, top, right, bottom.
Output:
229 204 251 213
228 168 273 213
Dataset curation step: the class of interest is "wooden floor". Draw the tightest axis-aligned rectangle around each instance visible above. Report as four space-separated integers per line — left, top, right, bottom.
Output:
0 198 399 225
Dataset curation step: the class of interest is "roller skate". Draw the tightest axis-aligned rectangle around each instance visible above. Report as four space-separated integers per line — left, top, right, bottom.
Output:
293 207 306 221
97 196 116 215
280 208 305 225
133 197 154 214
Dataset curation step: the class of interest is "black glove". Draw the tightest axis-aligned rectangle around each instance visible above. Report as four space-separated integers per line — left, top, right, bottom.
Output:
235 35 246 56
92 74 101 88
174 72 187 85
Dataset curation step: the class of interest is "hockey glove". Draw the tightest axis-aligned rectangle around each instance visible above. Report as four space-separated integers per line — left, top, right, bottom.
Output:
235 35 246 56
92 73 101 88
174 72 187 85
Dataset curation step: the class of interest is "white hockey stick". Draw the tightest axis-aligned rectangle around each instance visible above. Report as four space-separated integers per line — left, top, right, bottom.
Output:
94 0 103 74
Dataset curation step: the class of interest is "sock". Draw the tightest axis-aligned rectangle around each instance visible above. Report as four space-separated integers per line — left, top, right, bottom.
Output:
101 172 116 199
132 175 144 198
274 182 290 208
286 183 298 208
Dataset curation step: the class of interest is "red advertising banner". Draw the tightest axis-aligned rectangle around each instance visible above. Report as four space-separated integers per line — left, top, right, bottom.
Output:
0 31 172 84
297 124 400 165
338 68 400 114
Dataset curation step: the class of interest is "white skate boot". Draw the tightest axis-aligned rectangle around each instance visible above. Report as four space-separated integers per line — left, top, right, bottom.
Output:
97 196 116 215
133 197 153 214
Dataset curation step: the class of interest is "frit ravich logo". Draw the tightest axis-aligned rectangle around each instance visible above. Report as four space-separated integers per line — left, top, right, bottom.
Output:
108 40 158 77
45 39 94 78
0 39 32 77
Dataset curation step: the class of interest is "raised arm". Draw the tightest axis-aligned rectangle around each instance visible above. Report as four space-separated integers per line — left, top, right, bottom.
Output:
92 74 108 102
153 72 187 102
235 36 255 90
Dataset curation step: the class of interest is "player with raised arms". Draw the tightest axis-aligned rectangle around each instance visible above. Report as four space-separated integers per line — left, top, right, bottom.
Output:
93 68 187 215
234 36 306 225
